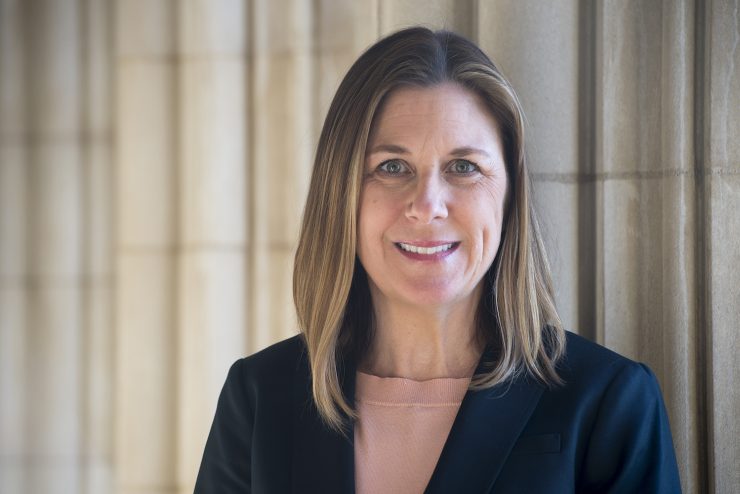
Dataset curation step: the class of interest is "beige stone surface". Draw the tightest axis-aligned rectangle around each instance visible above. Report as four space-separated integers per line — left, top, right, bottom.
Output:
82 3 115 491
26 464 80 494
177 250 247 488
314 0 378 54
180 58 247 246
115 0 175 57
252 0 313 55
707 0 740 170
179 0 245 55
26 0 80 138
28 145 82 279
314 0 378 133
115 253 176 487
601 178 642 356
0 148 27 280
85 145 114 276
0 0 26 139
708 173 740 493
0 287 25 493
178 250 247 399
83 0 112 134
83 284 114 494
0 287 25 464
116 61 176 248
25 286 81 493
379 0 473 37
250 246 298 353
478 0 580 176
26 286 82 452
704 3 740 489
597 1 664 175
531 180 579 332
251 53 313 247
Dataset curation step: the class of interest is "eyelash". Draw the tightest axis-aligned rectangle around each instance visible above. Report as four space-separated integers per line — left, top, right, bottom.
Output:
375 159 480 175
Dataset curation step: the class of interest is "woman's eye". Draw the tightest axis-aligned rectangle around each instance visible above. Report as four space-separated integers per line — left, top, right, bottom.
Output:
449 159 479 174
377 159 409 175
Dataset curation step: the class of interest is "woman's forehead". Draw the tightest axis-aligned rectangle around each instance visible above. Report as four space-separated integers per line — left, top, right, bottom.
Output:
368 83 502 149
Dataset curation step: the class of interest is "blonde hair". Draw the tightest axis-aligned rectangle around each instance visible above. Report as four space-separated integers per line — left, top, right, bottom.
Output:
294 27 565 432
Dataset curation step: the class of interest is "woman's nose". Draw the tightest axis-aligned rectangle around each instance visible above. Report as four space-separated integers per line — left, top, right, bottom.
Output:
405 173 448 223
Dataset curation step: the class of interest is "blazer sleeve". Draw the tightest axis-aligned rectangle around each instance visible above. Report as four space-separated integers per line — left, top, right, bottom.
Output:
194 359 253 493
579 362 682 493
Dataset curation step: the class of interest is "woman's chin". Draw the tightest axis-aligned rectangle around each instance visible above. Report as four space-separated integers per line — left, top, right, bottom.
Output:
390 283 479 311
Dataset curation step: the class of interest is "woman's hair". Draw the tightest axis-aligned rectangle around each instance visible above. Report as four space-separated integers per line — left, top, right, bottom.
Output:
294 26 565 432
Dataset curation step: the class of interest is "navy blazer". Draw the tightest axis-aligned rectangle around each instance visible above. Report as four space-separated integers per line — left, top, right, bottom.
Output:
194 331 681 493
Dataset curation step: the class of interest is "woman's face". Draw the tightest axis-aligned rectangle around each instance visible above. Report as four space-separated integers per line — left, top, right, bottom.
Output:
358 83 508 311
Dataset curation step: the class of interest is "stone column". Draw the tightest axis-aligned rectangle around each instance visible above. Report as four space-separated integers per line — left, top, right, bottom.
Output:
114 0 177 492
703 0 740 490
24 0 84 491
176 0 248 491
0 0 28 492
249 0 314 352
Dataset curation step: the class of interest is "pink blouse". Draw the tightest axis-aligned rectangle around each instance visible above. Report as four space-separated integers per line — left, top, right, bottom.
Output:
354 371 471 494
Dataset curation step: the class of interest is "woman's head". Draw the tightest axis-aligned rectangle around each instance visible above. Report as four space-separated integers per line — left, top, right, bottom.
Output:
358 82 508 318
294 27 564 431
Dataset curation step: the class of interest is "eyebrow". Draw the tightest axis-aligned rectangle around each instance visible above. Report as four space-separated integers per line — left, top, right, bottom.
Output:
366 143 491 159
449 146 491 159
366 144 410 155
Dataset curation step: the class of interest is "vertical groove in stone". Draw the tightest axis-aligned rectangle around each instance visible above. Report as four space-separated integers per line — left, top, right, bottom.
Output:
80 0 114 493
114 0 177 491
0 0 28 492
24 0 83 492
242 0 258 355
177 0 248 490
693 1 711 492
576 0 597 343
593 0 606 346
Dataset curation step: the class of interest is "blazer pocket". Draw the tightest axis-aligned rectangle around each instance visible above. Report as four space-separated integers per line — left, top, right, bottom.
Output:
511 433 561 455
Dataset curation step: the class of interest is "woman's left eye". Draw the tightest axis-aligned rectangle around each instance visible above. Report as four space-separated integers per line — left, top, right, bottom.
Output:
448 159 479 174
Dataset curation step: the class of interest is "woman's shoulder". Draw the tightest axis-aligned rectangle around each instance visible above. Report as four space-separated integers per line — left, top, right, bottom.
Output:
546 332 681 492
228 334 309 387
557 330 662 400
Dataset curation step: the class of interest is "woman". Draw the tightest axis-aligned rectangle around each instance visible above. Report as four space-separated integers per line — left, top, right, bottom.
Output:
195 27 681 493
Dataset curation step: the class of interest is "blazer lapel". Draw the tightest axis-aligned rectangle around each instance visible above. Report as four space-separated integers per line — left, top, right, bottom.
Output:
291 349 356 494
425 359 545 493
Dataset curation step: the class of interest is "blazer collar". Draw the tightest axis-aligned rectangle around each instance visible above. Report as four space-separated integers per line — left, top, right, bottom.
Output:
291 344 544 493
425 361 545 493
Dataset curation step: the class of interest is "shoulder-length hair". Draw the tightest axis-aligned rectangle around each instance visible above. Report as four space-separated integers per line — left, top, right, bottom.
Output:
294 26 565 432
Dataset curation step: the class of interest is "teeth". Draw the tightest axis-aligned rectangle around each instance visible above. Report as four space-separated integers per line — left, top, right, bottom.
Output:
398 242 454 255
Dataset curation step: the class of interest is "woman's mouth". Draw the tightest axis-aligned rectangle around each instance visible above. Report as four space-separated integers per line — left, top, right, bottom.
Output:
394 241 460 260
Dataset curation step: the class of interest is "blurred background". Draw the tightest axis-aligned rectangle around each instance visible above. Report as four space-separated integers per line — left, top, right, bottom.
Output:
0 0 738 493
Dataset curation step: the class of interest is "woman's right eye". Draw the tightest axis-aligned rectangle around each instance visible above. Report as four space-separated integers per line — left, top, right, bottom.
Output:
377 159 409 175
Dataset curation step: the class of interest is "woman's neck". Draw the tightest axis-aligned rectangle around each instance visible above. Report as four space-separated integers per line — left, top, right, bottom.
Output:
360 296 484 380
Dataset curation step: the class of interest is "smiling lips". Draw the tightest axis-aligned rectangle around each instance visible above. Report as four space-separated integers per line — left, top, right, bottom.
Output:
395 241 460 260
